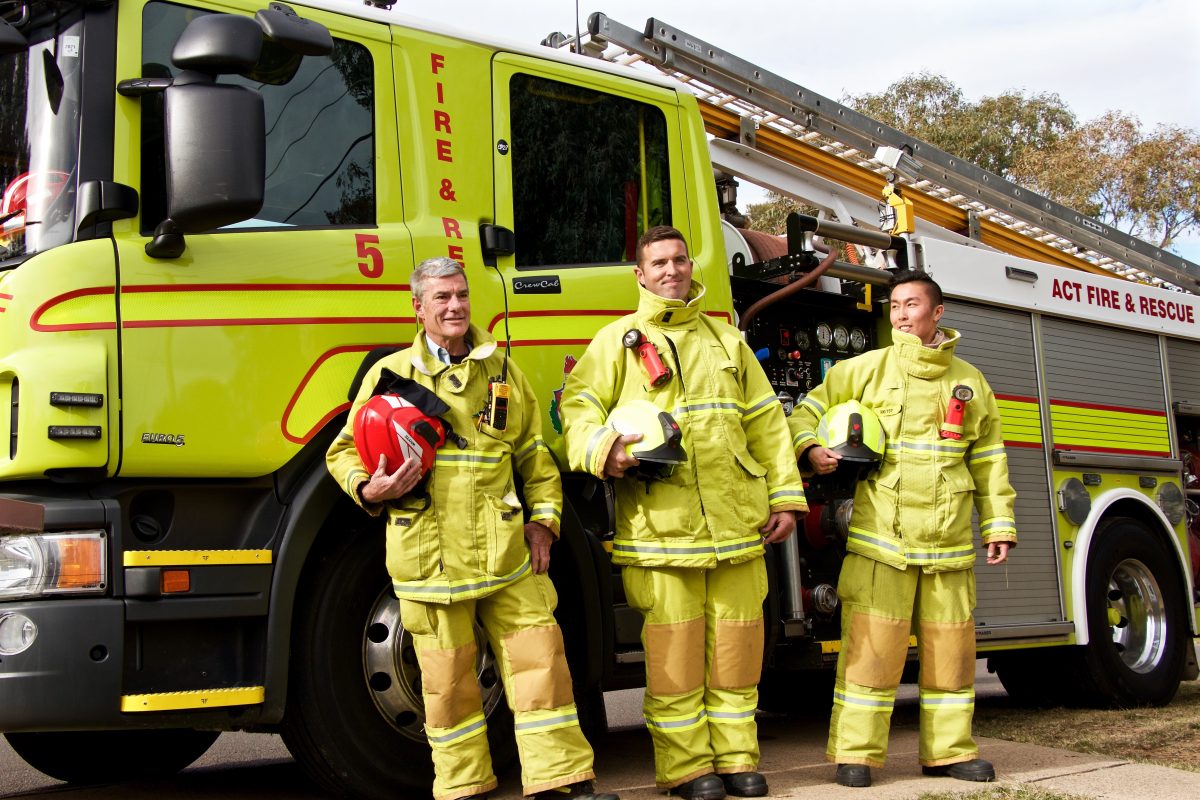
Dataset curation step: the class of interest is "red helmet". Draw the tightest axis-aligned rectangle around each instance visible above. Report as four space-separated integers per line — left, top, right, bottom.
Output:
353 394 448 475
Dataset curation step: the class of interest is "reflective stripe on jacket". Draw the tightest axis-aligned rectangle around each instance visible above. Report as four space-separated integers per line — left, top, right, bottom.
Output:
788 328 1016 573
327 324 562 602
561 281 807 568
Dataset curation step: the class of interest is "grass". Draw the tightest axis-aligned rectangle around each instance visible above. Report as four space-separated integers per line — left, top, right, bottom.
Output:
913 789 1090 800
972 679 1200 773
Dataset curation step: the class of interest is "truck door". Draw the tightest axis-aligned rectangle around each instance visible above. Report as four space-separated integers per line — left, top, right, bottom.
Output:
490 56 688 449
111 0 410 476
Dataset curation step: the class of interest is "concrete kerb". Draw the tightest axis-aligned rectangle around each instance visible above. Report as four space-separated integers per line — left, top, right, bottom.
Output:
493 710 1200 799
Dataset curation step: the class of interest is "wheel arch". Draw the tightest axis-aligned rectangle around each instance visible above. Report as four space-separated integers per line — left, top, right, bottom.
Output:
1068 488 1197 645
260 444 354 722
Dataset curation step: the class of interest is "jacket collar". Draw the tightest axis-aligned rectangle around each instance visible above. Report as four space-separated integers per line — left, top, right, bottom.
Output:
410 323 498 376
891 327 960 379
636 280 707 328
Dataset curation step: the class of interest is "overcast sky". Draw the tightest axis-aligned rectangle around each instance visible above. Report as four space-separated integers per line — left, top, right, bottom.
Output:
348 0 1200 258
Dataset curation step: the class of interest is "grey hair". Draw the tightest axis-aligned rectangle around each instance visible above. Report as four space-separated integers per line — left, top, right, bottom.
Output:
411 257 467 301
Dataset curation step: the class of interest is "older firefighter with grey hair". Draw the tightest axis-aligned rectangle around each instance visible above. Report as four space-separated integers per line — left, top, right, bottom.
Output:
327 257 617 800
789 269 1017 788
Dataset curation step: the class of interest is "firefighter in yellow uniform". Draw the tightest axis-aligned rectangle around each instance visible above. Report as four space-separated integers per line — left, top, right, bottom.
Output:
327 258 617 800
562 227 808 800
789 270 1016 788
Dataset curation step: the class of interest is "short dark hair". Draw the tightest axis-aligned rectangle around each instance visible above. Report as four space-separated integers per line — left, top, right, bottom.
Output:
888 270 943 306
635 225 688 265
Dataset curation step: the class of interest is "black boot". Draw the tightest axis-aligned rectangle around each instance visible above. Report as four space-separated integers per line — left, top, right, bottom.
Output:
671 774 727 800
835 764 872 787
720 772 768 797
922 758 995 782
533 779 620 800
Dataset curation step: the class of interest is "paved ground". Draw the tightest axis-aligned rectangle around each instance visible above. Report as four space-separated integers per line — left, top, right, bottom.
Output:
2 664 1198 799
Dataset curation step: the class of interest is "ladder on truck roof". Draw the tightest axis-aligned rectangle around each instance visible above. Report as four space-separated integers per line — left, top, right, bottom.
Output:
564 13 1200 292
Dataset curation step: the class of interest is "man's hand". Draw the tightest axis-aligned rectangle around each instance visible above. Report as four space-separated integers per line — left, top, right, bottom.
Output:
806 445 842 475
359 454 422 504
603 434 643 479
760 510 797 544
986 541 1011 566
525 521 555 574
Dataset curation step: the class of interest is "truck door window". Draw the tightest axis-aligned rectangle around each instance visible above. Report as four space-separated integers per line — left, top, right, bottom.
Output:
140 1 375 232
509 73 670 267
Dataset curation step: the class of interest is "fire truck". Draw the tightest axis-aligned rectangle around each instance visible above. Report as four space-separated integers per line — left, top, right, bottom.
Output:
0 1 1196 797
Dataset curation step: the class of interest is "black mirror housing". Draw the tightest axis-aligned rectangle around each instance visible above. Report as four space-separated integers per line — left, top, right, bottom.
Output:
172 14 262 74
164 80 265 232
256 3 333 56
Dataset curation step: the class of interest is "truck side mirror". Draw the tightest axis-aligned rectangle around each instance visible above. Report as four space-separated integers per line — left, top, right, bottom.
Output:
117 6 332 258
163 76 265 234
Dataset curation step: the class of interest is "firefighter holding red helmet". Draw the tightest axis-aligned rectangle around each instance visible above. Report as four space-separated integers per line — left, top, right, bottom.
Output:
327 257 617 800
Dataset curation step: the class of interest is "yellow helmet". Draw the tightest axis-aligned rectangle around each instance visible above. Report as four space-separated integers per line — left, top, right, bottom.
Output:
817 400 885 463
605 400 687 477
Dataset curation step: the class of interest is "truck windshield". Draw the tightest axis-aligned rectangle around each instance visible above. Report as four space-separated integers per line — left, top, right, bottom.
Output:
0 3 84 264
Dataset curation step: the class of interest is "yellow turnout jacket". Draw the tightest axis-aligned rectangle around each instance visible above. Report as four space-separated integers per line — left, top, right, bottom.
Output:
788 328 1017 572
327 324 562 603
561 281 807 568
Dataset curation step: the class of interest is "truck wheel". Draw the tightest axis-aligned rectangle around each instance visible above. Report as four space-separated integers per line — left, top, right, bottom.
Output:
1075 516 1189 707
281 524 515 799
5 729 219 784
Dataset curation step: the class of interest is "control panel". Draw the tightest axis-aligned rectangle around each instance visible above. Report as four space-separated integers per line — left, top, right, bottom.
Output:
732 278 877 412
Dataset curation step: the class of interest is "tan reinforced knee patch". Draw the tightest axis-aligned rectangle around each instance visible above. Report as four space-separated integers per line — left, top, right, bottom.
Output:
845 611 908 689
918 619 976 691
645 617 706 696
504 624 574 711
709 617 764 690
418 640 479 728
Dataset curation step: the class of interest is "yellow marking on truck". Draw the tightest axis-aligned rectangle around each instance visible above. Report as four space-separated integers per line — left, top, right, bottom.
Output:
1049 403 1170 456
996 398 1043 445
820 635 918 655
120 686 265 712
123 550 272 567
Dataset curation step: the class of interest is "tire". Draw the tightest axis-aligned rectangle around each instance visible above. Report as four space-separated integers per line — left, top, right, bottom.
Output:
281 523 515 799
1074 516 1190 707
5 729 219 784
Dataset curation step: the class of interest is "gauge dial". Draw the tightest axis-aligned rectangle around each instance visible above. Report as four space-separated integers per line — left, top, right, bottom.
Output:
795 330 811 350
849 327 867 352
833 325 849 350
815 323 833 349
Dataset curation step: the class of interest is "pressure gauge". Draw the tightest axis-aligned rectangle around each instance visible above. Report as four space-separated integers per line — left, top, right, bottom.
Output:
815 323 833 349
794 329 811 350
849 327 867 353
833 325 849 351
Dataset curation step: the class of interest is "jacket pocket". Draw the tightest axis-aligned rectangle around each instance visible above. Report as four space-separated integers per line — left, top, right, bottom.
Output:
939 463 976 536
731 446 770 530
384 507 432 584
485 492 526 577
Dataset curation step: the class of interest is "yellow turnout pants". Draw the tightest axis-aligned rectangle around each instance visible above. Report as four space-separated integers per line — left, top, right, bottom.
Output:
827 553 978 768
398 573 595 800
623 558 767 789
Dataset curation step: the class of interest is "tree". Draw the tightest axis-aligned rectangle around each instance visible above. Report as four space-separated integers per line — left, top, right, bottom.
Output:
847 73 1200 252
847 72 1076 176
1010 112 1200 249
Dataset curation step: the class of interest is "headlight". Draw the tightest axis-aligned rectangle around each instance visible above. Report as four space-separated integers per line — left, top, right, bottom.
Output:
0 612 37 655
0 531 106 600
1156 482 1186 526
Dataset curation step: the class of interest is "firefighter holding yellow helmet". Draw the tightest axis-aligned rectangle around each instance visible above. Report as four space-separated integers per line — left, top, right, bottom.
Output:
789 270 1017 788
562 226 808 800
